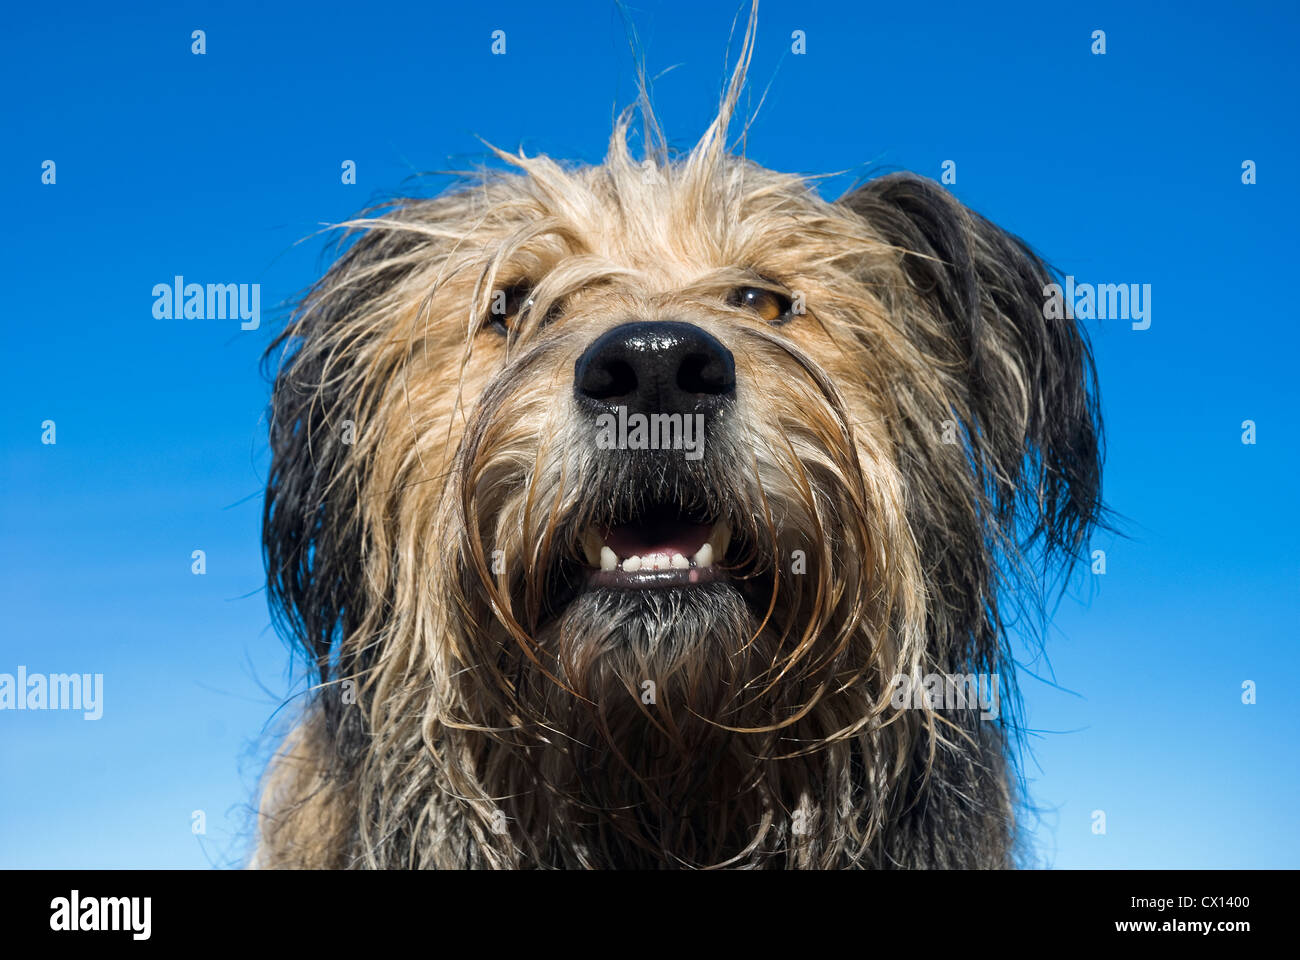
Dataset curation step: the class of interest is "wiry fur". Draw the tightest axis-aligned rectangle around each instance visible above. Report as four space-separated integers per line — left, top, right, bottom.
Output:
254 23 1102 869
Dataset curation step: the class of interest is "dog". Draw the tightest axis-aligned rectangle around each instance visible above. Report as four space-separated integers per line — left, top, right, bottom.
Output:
254 26 1102 869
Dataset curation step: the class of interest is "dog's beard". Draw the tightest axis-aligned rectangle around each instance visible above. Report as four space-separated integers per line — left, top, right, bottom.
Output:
476 496 814 865
552 582 750 694
516 578 852 867
537 583 762 863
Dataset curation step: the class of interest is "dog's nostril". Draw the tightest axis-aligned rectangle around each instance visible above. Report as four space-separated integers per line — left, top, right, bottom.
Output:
580 358 638 401
677 352 735 396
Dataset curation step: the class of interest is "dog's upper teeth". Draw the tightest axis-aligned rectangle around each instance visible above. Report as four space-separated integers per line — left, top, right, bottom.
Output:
710 521 731 560
584 526 722 573
581 529 604 567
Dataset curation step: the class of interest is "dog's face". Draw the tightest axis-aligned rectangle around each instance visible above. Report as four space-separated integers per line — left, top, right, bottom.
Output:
263 116 1101 867
445 154 926 702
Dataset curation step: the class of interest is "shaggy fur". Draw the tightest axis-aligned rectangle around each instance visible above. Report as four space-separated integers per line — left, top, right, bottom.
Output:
254 21 1102 869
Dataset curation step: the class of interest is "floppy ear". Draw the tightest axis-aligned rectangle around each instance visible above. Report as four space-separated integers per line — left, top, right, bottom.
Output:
263 212 429 688
839 173 1103 569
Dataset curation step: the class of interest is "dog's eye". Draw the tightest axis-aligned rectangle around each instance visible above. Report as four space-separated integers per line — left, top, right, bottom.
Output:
485 283 565 336
728 286 793 324
485 283 534 336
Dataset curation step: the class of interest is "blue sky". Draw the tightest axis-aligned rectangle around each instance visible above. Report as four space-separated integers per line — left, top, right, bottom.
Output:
2 0 1296 868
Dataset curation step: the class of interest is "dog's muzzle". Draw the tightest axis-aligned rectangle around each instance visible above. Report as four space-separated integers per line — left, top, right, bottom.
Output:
572 321 735 590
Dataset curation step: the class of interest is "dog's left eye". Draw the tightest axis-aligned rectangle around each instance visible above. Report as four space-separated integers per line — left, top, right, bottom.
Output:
485 283 566 336
485 283 534 336
728 286 793 324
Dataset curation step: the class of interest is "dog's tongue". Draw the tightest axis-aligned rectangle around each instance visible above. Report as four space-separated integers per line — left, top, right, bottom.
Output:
604 518 712 559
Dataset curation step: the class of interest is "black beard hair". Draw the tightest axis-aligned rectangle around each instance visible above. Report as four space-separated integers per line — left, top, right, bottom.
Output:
521 581 821 868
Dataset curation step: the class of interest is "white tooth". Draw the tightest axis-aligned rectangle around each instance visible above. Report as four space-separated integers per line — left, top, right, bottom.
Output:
670 553 689 570
622 555 642 573
581 529 603 566
712 521 731 559
600 546 618 571
643 554 659 570
693 542 713 568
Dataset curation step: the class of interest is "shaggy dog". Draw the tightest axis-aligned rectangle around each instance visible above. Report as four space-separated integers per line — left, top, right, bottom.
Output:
254 26 1102 869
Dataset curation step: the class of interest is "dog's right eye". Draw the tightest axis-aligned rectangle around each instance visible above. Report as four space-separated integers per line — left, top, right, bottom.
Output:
485 283 534 336
728 285 793 324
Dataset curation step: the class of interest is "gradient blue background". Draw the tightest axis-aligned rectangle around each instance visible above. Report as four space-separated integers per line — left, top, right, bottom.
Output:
2 0 1296 868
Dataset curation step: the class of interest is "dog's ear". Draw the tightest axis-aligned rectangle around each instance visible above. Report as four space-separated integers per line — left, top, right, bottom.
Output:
839 173 1103 566
263 214 427 685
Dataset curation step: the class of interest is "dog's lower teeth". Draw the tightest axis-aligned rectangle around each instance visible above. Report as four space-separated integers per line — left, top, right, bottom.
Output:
693 542 713 568
600 546 618 571
622 556 642 572
670 553 689 569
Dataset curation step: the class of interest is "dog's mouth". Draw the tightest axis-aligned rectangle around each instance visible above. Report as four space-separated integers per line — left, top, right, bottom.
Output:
577 504 733 590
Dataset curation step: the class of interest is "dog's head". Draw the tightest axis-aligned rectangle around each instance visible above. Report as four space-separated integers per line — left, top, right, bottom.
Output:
263 56 1101 868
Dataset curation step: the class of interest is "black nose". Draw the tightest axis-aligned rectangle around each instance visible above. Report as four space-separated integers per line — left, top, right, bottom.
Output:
574 321 735 416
